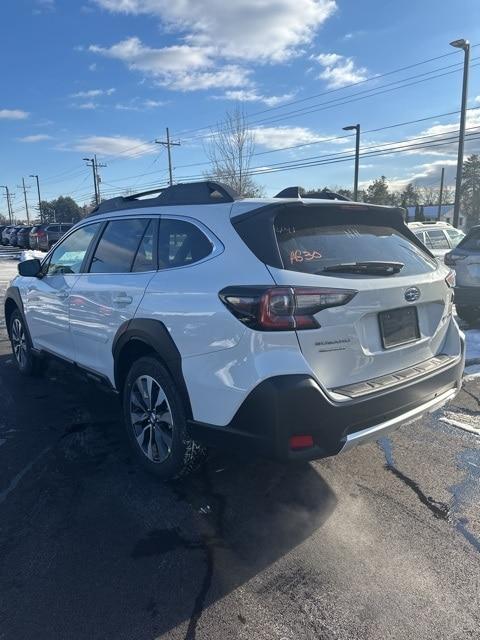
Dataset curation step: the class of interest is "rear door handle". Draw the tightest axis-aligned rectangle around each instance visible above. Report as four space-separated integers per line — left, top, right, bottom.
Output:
113 294 133 305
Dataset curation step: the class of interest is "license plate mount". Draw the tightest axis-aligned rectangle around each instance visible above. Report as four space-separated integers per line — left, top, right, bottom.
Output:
378 306 420 349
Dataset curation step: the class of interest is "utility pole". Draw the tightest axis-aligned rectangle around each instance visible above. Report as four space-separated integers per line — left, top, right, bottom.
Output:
450 38 470 228
155 127 180 186
18 178 30 224
29 174 42 223
94 154 107 203
84 156 107 205
437 167 445 221
1 185 13 223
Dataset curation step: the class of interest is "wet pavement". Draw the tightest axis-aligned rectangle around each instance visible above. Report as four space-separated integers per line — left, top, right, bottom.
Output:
0 258 479 640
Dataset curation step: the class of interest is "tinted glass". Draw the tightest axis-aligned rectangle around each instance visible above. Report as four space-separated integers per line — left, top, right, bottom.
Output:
424 229 449 249
132 220 155 272
459 229 480 251
90 219 149 273
275 213 436 277
46 223 100 276
158 219 212 269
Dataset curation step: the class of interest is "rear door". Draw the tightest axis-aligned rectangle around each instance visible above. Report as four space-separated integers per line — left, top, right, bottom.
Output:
267 204 451 391
70 217 157 380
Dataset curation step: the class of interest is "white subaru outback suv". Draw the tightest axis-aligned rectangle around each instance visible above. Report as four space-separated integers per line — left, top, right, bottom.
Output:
5 181 465 479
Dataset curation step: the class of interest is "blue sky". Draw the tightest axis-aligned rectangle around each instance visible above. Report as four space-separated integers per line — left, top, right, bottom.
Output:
1 0 480 217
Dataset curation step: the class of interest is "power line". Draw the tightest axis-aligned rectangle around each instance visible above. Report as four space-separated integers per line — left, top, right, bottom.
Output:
172 46 480 139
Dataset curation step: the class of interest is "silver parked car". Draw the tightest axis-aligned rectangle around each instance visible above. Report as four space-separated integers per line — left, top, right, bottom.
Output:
408 221 465 260
445 225 480 324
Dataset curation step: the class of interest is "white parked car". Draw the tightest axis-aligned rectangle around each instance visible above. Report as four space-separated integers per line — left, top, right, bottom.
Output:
5 182 465 479
408 221 465 260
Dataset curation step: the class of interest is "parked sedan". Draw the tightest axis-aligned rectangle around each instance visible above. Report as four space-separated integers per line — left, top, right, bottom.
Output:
29 223 73 251
16 226 34 249
445 225 480 324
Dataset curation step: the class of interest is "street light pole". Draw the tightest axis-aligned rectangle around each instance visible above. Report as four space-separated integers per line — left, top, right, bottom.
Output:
450 38 470 228
343 124 360 200
1 185 13 223
29 174 42 223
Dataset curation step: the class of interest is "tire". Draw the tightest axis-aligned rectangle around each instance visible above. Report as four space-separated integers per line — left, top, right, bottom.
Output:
122 356 206 479
9 309 44 376
456 305 480 326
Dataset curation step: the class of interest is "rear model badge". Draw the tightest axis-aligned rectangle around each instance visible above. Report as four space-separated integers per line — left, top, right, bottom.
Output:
404 287 420 302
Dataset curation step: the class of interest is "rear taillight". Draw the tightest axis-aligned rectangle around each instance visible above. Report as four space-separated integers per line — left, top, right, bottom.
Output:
444 252 465 267
445 270 456 288
219 286 357 331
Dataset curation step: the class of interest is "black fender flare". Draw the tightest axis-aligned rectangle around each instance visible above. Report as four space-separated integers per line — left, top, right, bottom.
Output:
112 318 192 417
4 286 27 340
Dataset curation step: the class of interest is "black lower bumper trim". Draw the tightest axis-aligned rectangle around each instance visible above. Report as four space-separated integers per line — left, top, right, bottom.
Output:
188 342 464 462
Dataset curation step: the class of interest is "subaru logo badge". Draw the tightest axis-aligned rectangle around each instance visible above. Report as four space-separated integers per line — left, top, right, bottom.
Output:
404 287 420 303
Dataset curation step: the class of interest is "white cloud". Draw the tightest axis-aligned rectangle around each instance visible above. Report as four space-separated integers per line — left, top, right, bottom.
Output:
93 0 337 62
475 96 480 103
115 98 166 111
73 102 99 110
89 38 213 74
71 135 156 157
34 0 55 13
0 109 29 120
216 90 294 107
17 134 53 143
251 126 329 150
70 88 116 97
89 37 248 91
313 52 368 88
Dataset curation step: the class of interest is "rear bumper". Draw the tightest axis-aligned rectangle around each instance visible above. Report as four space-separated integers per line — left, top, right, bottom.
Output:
188 340 465 461
454 285 480 306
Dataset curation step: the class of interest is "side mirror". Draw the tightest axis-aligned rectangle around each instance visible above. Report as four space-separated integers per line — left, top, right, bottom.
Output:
18 258 42 277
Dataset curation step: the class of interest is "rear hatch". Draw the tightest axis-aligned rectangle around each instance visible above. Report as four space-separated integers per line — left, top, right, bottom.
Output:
233 201 453 392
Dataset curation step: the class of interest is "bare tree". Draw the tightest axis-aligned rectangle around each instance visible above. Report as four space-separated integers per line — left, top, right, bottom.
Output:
204 106 264 197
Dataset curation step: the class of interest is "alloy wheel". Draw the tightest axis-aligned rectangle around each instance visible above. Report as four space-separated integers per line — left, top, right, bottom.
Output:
11 318 27 369
130 375 174 463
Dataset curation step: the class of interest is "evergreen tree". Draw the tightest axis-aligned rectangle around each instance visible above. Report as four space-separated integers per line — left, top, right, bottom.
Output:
460 154 480 228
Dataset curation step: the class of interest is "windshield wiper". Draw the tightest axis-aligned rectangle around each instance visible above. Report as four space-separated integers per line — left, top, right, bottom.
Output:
319 261 404 275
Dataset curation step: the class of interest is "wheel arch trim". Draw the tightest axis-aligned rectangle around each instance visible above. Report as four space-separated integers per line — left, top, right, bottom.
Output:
112 318 192 417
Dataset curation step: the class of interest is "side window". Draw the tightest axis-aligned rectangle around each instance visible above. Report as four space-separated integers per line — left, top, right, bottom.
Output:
158 219 213 269
132 220 155 272
47 224 60 233
425 229 450 249
45 223 101 276
413 231 425 244
446 229 464 248
90 218 149 274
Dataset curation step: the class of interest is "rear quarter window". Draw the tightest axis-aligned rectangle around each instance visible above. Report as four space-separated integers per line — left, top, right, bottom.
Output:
274 211 436 277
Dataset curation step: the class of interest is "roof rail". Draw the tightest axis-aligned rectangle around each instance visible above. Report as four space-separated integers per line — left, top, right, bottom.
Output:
88 181 239 216
274 186 351 201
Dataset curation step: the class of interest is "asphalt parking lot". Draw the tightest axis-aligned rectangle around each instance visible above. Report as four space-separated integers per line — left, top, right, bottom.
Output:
0 255 479 640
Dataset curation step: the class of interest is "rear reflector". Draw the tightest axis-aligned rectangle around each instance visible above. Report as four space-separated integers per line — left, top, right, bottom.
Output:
289 435 314 450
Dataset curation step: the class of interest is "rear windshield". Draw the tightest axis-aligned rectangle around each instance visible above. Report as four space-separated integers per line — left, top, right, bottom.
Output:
458 228 480 251
274 211 436 277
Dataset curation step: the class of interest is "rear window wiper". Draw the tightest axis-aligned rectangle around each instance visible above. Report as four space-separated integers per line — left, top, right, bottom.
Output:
319 261 404 275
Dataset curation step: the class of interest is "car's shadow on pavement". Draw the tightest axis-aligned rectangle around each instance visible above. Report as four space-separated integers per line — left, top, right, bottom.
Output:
0 354 337 640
